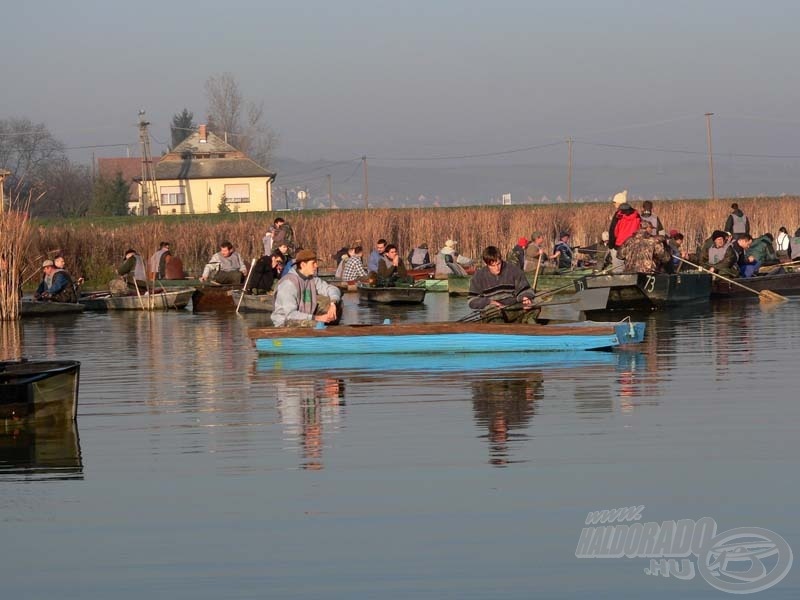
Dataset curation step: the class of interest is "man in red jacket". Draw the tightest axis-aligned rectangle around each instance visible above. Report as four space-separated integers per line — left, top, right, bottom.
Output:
608 202 641 270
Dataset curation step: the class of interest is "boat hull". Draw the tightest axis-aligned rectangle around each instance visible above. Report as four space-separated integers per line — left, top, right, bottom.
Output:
711 271 800 297
20 301 85 316
250 321 645 355
191 284 241 311
0 360 80 422
576 272 711 311
230 290 276 312
79 288 194 311
357 285 426 304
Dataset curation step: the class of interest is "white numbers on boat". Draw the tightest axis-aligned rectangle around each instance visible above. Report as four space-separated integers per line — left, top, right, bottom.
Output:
644 275 656 293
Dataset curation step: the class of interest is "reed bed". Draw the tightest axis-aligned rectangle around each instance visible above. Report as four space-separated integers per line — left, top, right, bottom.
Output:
24 197 800 286
1 205 35 321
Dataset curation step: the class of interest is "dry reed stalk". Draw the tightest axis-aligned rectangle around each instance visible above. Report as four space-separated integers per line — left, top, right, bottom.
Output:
0 194 35 320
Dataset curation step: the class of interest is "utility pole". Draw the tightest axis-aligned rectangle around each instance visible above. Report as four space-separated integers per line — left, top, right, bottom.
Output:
566 137 573 204
138 110 160 215
284 188 289 210
327 173 333 208
705 113 716 202
362 155 369 209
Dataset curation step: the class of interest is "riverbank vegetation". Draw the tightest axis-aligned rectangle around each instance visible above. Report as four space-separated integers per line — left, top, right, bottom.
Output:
22 196 800 288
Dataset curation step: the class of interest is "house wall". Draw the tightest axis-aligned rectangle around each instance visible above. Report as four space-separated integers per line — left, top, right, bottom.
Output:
154 177 272 214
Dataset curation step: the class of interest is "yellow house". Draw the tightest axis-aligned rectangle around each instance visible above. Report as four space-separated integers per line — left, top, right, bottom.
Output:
142 125 275 215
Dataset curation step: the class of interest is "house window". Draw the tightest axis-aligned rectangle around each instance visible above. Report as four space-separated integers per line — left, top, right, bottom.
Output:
224 184 250 203
160 185 186 205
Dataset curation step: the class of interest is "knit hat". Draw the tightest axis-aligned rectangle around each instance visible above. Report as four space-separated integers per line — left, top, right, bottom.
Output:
618 203 633 213
294 249 317 263
612 190 628 206
530 231 542 240
444 239 458 249
517 237 529 247
711 230 727 241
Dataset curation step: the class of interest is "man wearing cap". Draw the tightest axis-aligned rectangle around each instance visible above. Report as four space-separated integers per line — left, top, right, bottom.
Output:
699 230 730 270
608 199 642 270
617 221 671 274
553 232 576 271
507 237 528 270
34 259 78 303
271 249 342 327
435 239 472 277
524 232 556 271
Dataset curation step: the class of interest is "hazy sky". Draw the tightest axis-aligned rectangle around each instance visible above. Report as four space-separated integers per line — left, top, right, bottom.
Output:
6 0 800 176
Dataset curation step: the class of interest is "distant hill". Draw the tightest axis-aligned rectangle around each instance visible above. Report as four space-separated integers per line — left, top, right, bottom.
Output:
269 157 799 209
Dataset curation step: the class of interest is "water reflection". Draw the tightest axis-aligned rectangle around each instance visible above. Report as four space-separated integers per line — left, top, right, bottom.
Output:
274 376 345 470
1 320 22 360
0 419 83 481
472 373 542 467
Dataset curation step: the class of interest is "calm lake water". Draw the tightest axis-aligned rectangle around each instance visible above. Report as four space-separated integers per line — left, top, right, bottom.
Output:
2 294 799 599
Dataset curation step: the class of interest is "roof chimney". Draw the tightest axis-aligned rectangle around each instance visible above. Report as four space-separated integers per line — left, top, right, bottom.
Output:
199 124 207 143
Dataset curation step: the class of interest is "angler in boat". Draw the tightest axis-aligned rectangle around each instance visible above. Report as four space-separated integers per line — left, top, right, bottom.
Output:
468 245 538 323
271 249 342 327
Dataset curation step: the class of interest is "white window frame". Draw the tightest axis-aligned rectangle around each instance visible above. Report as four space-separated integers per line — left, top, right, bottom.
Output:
224 183 250 203
160 185 186 205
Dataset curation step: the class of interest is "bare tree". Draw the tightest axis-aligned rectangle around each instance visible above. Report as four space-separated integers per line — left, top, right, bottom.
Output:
30 159 92 217
0 118 66 186
204 73 278 169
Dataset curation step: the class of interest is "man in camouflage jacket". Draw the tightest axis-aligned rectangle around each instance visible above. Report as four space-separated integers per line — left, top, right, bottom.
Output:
618 222 672 274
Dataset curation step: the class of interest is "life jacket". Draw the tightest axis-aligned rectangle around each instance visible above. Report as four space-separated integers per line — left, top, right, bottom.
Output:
730 213 747 234
791 237 800 259
776 232 790 252
641 213 659 229
409 247 429 267
613 211 641 248
334 256 347 279
50 269 77 303
708 244 728 265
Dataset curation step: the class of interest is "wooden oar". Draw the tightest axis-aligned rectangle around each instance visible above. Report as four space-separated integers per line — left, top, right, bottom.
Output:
531 253 543 293
236 258 257 314
759 259 800 274
676 257 787 303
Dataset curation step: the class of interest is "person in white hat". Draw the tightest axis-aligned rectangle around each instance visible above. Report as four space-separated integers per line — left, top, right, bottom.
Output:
435 239 473 277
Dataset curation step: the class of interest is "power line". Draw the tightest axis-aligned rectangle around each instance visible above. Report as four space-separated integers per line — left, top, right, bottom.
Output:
371 141 563 161
576 140 800 159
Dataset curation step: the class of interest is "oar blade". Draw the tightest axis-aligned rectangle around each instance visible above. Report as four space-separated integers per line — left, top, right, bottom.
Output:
759 290 789 303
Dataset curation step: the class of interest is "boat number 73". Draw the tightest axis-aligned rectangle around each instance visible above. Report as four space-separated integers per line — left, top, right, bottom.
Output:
643 275 656 293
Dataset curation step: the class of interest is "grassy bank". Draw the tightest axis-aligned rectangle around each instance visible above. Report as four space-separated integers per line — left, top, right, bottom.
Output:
24 197 800 287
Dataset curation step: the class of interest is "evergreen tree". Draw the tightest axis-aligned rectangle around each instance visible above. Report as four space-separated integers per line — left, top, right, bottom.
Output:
89 172 130 216
170 108 195 149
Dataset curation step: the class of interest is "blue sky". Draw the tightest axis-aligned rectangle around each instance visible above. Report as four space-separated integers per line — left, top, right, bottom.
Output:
5 0 800 173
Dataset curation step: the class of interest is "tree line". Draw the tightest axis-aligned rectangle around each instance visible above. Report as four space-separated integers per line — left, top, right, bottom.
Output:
1 73 277 218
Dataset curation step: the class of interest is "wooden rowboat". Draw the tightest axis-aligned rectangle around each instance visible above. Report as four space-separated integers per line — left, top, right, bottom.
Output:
357 284 426 304
191 283 242 312
575 272 712 312
230 290 276 313
258 349 619 374
79 287 194 311
248 320 646 355
711 270 800 298
0 359 80 422
20 300 85 317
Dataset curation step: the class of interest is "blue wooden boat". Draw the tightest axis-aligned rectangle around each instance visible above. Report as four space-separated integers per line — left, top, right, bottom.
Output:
257 349 619 374
0 359 80 422
249 321 646 355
